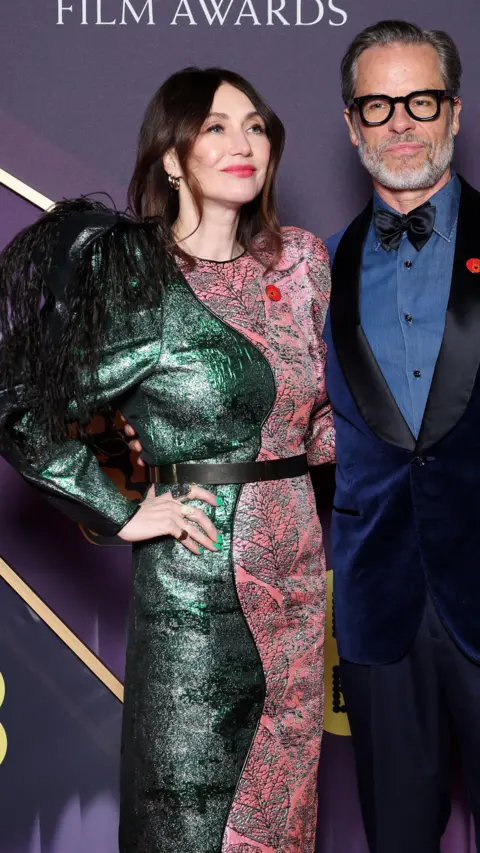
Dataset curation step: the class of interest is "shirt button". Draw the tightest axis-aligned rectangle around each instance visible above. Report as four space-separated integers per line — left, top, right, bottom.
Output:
413 454 426 466
404 260 412 268
405 314 413 323
413 369 422 378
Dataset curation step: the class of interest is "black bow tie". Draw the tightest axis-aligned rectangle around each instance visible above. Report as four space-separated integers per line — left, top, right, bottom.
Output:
374 201 436 252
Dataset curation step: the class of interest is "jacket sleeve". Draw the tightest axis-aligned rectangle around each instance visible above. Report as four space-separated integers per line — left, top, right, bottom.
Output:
303 234 336 467
0 342 158 536
0 202 167 536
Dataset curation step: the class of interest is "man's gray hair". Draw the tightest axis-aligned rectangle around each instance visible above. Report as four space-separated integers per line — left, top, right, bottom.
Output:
341 19 462 105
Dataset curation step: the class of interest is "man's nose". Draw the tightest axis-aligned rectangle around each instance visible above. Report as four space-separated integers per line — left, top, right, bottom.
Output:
388 102 417 134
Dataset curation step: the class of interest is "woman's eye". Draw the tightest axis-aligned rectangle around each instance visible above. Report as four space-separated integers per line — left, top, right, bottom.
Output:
206 124 224 133
248 123 266 134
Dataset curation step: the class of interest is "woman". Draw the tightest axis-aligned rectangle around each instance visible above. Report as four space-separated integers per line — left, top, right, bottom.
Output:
0 68 334 852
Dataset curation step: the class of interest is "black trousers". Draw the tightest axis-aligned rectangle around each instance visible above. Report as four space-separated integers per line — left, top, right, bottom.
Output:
340 595 480 853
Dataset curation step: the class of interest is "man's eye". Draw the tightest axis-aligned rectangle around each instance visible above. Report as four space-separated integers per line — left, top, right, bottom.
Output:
371 102 387 110
412 98 433 108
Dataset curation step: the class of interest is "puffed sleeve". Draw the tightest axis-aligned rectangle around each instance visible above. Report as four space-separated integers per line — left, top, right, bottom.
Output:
303 234 336 467
0 200 172 535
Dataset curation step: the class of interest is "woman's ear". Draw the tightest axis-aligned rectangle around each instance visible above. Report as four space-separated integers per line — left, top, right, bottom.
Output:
163 149 181 178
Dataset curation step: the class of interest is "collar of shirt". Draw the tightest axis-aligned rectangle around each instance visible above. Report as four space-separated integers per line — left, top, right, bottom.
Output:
371 171 461 252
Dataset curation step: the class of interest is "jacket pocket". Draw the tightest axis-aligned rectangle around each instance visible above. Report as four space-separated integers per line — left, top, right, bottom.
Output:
333 505 360 517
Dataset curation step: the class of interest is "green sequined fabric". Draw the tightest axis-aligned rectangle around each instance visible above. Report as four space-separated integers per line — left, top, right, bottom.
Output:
119 275 276 851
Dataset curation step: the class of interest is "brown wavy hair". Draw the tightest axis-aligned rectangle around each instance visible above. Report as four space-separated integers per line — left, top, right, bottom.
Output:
128 67 285 268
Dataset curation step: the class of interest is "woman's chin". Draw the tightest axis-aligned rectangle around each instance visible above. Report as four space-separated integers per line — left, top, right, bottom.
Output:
210 188 263 208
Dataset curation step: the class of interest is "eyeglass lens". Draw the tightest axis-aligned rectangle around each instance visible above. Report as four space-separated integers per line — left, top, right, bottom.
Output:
361 92 439 124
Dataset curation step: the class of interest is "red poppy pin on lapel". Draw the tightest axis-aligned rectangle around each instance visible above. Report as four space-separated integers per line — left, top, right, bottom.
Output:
265 285 281 301
466 258 480 273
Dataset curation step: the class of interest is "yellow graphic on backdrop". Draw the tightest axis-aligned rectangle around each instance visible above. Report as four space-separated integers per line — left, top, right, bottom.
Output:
0 673 7 763
324 570 351 736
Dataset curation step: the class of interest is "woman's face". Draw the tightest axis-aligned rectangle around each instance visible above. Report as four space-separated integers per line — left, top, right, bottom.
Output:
175 83 271 209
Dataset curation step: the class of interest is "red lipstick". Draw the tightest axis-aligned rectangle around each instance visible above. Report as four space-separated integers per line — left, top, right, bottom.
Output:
221 165 257 178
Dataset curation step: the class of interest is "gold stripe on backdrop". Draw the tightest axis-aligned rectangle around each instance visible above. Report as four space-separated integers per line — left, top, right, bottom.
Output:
0 167 52 211
0 170 125 702
0 557 124 702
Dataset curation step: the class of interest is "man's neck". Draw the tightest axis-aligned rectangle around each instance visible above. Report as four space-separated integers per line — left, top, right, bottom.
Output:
373 168 452 214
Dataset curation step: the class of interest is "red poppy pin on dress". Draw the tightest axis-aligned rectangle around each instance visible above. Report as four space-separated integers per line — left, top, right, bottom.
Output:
466 258 480 273
265 284 281 301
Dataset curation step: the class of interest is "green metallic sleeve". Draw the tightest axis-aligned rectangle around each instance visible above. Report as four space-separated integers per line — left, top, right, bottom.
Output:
0 202 172 536
3 334 161 536
13 420 138 536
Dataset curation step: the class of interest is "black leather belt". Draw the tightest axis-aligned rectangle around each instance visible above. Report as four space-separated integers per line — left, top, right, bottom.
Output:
147 453 308 485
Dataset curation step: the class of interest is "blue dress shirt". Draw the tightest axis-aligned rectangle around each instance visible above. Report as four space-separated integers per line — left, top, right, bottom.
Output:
327 173 461 438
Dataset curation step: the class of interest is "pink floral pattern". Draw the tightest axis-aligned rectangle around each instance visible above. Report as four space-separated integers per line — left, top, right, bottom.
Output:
183 228 334 853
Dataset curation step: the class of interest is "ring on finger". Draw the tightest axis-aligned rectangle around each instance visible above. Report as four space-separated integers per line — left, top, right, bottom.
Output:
171 483 192 501
180 505 196 518
177 529 189 541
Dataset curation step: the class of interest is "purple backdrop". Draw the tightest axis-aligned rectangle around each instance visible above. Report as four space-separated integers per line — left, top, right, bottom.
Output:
1 2 480 850
0 575 122 853
1 1 480 232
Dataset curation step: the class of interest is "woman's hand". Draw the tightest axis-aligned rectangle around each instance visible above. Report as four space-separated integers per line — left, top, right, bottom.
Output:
120 415 145 466
118 485 222 555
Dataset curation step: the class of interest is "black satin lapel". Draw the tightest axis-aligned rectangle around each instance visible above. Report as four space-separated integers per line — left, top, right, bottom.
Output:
417 179 480 452
331 201 416 451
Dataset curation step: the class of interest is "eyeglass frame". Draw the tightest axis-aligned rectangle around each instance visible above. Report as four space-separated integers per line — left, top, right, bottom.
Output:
348 89 456 127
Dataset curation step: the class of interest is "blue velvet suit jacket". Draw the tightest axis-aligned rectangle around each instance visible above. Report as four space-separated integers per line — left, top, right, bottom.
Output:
323 177 480 665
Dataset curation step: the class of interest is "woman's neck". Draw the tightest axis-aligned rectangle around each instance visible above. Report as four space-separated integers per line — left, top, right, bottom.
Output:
174 203 243 262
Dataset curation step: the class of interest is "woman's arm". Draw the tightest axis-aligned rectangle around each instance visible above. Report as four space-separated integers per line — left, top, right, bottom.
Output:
1 350 153 536
3 399 220 551
303 234 336 467
0 200 220 549
0 201 162 534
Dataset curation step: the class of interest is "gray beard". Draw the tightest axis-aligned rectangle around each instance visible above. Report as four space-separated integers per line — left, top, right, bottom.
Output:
355 124 455 191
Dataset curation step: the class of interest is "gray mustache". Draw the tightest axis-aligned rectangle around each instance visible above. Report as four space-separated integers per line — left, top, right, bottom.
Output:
379 135 431 153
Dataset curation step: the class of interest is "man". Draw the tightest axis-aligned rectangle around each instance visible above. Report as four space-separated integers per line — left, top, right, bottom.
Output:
323 19 480 853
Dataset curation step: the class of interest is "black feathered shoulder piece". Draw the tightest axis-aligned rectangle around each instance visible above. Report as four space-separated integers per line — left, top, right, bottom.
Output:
0 197 176 443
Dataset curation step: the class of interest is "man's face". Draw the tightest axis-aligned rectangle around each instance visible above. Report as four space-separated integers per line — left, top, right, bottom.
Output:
345 43 462 191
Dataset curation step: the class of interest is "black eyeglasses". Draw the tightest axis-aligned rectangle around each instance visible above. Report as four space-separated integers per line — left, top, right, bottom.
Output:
349 89 456 127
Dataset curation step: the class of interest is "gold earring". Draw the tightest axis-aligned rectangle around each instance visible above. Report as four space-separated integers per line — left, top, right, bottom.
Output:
167 174 180 191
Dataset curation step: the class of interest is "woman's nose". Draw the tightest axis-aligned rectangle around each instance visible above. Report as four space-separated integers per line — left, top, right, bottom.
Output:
229 131 253 156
